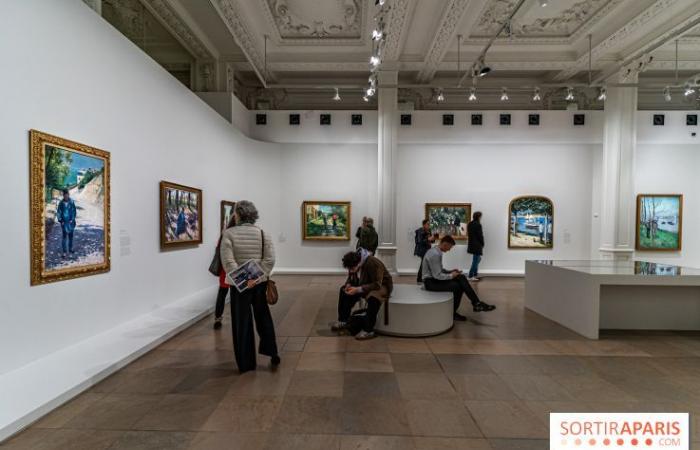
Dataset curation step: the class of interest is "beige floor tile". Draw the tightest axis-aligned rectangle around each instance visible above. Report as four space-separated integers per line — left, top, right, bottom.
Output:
340 398 411 435
386 338 431 354
405 399 482 437
499 375 574 402
413 437 493 450
346 337 390 353
64 394 161 430
133 394 220 431
396 372 456 399
448 374 518 401
428 339 518 355
343 372 401 398
264 433 340 450
345 352 393 372
201 396 281 432
465 401 548 439
186 432 266 450
33 393 105 429
0 429 122 450
287 370 344 397
390 353 442 373
297 352 346 371
273 396 342 434
340 435 416 450
226 370 292 397
305 336 348 352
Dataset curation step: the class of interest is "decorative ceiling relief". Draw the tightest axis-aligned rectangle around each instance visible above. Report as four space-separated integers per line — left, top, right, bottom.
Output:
265 0 362 39
473 0 615 38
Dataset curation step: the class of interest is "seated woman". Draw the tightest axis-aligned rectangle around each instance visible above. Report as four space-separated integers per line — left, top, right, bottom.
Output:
422 235 496 321
330 248 393 340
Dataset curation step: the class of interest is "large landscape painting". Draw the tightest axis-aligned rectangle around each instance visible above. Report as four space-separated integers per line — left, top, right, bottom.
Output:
636 194 682 251
509 196 553 249
425 203 471 240
160 181 202 248
30 130 110 285
302 201 351 240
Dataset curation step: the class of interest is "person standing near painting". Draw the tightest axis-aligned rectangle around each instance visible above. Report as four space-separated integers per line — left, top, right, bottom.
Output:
414 219 436 283
220 200 280 373
57 189 77 258
358 217 379 254
213 214 237 330
467 211 484 282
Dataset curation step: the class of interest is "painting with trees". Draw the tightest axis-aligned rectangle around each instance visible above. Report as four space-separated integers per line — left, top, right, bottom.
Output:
30 130 110 285
425 203 471 240
636 194 682 251
302 201 351 240
508 196 553 249
160 181 202 248
221 200 236 231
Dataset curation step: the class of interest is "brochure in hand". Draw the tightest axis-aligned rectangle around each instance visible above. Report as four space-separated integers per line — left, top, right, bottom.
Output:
229 260 265 293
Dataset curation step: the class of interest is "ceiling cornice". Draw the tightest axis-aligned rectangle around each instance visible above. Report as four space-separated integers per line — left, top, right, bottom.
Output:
382 0 416 61
415 0 470 83
140 0 215 60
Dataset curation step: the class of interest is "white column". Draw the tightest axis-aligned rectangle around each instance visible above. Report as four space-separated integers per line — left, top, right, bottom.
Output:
599 75 637 260
376 70 398 273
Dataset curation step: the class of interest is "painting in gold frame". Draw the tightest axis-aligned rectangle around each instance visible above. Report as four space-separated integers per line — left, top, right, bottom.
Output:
160 181 203 249
30 130 111 285
635 194 683 251
221 200 236 231
302 201 351 240
425 203 471 240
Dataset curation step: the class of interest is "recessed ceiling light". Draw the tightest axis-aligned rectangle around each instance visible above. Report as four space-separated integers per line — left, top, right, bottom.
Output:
500 88 509 101
468 87 477 101
532 87 541 101
436 89 445 102
664 86 672 102
684 84 696 96
539 0 548 7
333 87 341 101
565 87 575 101
597 87 606 101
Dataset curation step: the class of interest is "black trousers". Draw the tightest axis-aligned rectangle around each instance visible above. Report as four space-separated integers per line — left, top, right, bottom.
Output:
424 275 481 312
416 257 425 283
215 286 228 318
230 282 278 373
338 288 381 333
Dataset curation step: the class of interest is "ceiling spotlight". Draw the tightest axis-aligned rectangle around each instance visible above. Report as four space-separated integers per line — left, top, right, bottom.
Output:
366 86 376 97
468 87 477 101
664 86 672 102
476 56 491 77
369 55 380 67
597 86 607 101
333 87 341 101
436 89 445 102
500 88 509 101
532 87 541 101
375 0 386 6
539 0 548 6
368 74 378 87
371 29 383 41
684 84 696 96
363 95 370 102
565 87 575 101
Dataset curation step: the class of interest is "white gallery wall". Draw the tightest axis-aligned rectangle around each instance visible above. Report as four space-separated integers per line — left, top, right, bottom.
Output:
0 0 280 439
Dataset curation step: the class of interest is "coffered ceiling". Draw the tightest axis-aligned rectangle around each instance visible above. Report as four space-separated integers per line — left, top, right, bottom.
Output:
97 0 700 110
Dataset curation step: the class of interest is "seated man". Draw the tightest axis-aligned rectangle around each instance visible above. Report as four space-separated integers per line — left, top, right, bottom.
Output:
422 235 496 321
330 248 393 340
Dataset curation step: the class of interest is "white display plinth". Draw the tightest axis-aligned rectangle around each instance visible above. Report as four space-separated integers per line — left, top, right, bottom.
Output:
375 284 453 337
525 260 700 339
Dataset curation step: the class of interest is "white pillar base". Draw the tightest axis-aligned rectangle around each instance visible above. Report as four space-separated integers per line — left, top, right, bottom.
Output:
599 247 635 261
376 246 398 275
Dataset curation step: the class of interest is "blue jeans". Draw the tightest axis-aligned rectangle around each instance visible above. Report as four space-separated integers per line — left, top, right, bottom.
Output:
61 226 74 253
468 254 481 278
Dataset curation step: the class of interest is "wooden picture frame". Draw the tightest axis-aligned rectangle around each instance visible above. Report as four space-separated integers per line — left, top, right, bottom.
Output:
424 203 471 240
508 195 554 249
220 200 236 231
302 201 352 240
160 181 203 249
635 194 683 251
30 130 111 285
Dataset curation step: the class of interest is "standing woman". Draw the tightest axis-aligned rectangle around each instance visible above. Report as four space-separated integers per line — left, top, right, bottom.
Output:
220 201 280 372
467 211 484 281
213 214 237 330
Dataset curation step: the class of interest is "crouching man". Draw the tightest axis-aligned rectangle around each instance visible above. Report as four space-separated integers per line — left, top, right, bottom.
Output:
422 235 496 321
330 248 393 340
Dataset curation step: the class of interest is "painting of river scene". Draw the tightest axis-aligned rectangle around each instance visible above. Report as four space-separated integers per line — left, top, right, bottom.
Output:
30 130 110 285
508 196 553 249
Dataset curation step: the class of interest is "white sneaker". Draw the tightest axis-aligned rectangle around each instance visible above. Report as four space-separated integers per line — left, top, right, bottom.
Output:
468 277 481 282
355 330 376 340
329 321 346 331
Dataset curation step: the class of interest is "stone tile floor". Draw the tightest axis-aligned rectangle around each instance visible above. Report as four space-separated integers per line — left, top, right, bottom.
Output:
3 276 700 449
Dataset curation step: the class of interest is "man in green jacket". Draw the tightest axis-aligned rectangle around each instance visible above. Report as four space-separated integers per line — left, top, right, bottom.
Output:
358 217 379 254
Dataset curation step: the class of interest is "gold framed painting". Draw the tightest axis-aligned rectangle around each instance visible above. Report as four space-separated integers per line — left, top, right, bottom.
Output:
221 200 236 231
425 203 471 240
30 130 111 285
635 194 683 251
160 181 203 249
508 195 554 249
302 201 351 240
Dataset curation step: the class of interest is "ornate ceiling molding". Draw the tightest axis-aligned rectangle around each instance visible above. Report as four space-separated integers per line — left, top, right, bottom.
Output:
552 0 681 81
262 0 362 40
140 0 214 60
209 0 270 85
382 0 416 61
416 0 470 83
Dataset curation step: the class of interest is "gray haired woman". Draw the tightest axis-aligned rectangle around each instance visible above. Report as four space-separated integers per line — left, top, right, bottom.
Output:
220 200 280 372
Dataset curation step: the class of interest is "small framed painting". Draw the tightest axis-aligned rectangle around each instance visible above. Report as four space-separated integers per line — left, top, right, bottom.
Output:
636 194 682 251
160 181 203 248
302 201 351 240
425 203 471 240
221 200 236 231
29 130 111 285
508 196 553 249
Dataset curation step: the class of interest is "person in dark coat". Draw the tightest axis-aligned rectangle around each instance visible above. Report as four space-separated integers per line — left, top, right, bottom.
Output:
467 211 484 281
414 219 436 283
358 217 379 254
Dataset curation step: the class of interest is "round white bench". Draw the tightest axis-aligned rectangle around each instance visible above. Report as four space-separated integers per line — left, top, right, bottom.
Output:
375 284 453 337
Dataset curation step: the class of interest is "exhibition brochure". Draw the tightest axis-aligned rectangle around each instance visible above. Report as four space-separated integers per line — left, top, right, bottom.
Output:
229 260 265 293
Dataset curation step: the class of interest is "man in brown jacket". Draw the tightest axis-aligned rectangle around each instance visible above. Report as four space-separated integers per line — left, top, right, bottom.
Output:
330 248 393 340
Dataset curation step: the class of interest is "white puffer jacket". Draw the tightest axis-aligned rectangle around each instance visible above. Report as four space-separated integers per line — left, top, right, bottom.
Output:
220 223 275 282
